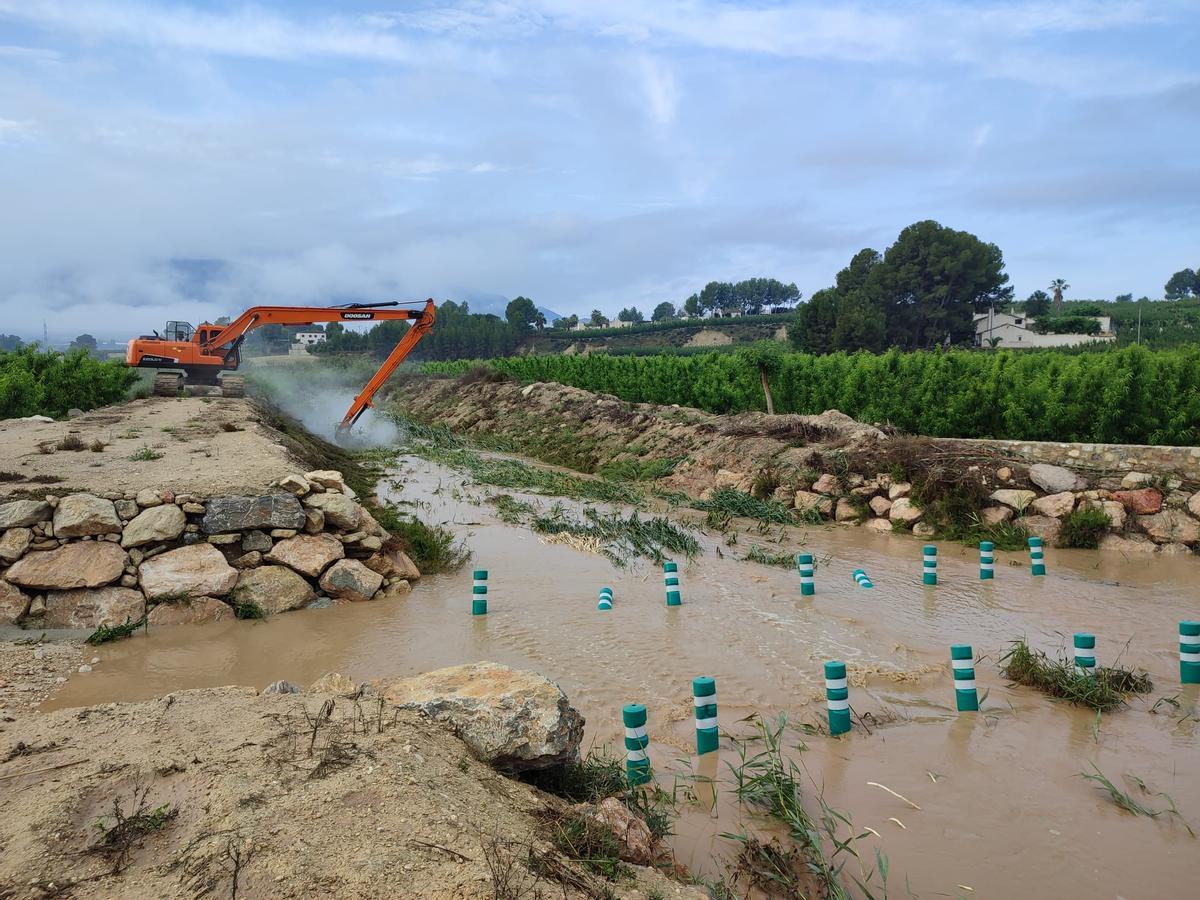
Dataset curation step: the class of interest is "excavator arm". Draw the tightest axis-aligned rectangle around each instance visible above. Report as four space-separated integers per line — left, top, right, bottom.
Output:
196 298 436 440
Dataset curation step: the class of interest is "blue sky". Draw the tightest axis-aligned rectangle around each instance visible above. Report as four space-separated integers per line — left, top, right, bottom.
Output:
1 1 1197 340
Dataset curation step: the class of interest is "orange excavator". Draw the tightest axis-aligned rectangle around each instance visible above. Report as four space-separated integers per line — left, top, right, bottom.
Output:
126 299 435 438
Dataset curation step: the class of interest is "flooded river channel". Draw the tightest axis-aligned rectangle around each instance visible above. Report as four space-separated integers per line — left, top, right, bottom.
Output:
48 451 1200 897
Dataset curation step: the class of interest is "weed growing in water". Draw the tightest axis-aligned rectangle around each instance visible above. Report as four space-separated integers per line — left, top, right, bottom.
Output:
1057 505 1111 549
725 714 892 900
695 488 794 526
743 545 797 568
370 503 471 573
488 493 536 524
86 617 146 645
1000 639 1151 712
531 505 699 566
597 456 682 482
1079 764 1195 835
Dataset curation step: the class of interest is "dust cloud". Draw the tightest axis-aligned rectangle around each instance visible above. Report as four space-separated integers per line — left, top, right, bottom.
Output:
245 365 399 448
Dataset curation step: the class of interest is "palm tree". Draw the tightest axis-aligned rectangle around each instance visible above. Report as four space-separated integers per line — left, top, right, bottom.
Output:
534 311 546 332
1049 279 1070 315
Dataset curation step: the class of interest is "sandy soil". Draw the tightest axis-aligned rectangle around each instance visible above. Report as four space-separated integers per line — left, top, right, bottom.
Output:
0 686 693 899
0 398 300 499
0 640 83 725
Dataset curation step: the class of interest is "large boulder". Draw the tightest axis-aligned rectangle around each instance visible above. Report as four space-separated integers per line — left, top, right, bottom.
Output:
1188 491 1200 519
1029 491 1075 519
888 497 923 524
0 580 31 625
833 499 859 522
864 517 894 533
304 470 346 492
0 500 52 529
1029 463 1086 493
371 662 585 772
793 491 833 517
980 506 1013 525
302 492 361 531
147 597 233 626
812 473 840 494
139 543 238 600
4 541 126 590
989 489 1036 511
868 496 892 517
199 494 306 534
52 494 122 538
121 504 186 548
363 543 422 581
318 559 383 602
0 527 32 563
1138 510 1200 545
1112 488 1163 515
231 565 314 615
1120 472 1155 489
1022 515 1061 546
265 533 344 579
44 587 145 629
1098 533 1157 554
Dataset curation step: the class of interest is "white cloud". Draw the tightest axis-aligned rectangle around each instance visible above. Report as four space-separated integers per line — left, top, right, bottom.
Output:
634 54 678 134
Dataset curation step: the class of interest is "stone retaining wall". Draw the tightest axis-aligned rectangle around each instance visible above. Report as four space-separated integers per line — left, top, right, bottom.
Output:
945 438 1200 488
0 469 420 630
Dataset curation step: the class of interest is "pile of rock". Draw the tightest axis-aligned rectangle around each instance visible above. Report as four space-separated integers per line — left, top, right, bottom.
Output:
738 462 1200 554
0 470 421 629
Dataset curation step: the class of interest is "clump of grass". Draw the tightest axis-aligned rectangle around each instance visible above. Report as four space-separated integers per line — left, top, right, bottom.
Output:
56 434 86 451
596 456 681 482
726 834 807 898
540 810 627 881
219 421 243 432
743 545 796 568
488 493 537 524
750 467 781 499
233 601 266 620
0 471 25 482
1057 505 1111 549
1080 764 1194 835
522 748 627 803
86 617 146 645
90 780 177 874
531 505 699 566
1000 639 1152 712
694 488 794 526
371 503 471 573
89 438 107 452
129 445 164 461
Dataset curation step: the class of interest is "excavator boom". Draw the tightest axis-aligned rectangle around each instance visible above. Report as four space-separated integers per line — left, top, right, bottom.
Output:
126 299 436 440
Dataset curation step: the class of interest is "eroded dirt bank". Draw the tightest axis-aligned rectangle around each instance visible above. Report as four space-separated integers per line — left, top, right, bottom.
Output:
0 683 689 899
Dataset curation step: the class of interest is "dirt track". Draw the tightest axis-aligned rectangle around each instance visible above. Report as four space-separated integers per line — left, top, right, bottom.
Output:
0 398 299 499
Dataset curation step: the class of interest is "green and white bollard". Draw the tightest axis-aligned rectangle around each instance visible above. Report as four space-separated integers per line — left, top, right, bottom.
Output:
796 553 815 597
825 660 851 735
693 677 719 755
951 644 979 711
663 561 682 606
1074 633 1096 677
1028 536 1046 576
1180 621 1200 684
979 541 994 580
623 703 651 786
852 568 873 589
922 545 938 586
472 569 488 616
598 587 613 611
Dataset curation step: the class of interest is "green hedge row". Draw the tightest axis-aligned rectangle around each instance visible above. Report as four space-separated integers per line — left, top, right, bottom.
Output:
0 347 138 419
423 345 1200 446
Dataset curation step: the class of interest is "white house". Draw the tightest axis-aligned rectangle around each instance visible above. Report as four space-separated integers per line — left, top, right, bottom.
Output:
295 332 326 346
974 311 1115 349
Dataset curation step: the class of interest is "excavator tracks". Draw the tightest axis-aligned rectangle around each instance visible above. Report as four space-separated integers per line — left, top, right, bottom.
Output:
220 375 246 398
152 371 184 397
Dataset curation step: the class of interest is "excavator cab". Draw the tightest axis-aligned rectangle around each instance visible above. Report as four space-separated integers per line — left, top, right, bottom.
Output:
164 321 195 341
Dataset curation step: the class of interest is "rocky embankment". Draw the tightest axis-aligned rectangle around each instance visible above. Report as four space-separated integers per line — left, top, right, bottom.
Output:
0 469 419 631
392 375 1200 554
0 663 691 899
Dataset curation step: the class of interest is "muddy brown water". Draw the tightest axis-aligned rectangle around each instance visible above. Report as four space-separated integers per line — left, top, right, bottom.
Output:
46 454 1200 897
